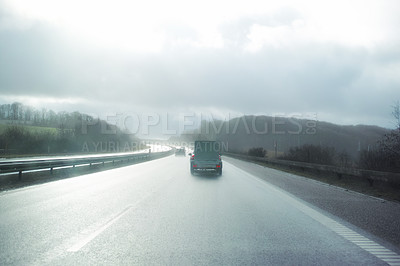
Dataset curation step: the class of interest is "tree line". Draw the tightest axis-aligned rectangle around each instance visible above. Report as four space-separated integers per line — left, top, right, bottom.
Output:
0 102 140 156
0 102 86 128
281 102 400 172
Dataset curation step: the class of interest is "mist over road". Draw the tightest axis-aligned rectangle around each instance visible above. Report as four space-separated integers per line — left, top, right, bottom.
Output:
1 156 399 265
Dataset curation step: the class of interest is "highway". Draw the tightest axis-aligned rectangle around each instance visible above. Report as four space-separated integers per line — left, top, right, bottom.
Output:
1 155 400 265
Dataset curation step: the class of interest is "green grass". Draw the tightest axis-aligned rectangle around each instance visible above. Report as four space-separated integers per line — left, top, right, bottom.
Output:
0 123 58 135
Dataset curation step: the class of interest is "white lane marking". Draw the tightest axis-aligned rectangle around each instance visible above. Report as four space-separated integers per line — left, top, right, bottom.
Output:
66 172 176 253
67 193 152 252
355 243 384 246
228 162 400 266
67 205 133 252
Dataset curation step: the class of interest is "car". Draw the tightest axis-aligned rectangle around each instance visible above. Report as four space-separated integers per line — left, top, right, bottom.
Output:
190 141 222 175
175 147 186 156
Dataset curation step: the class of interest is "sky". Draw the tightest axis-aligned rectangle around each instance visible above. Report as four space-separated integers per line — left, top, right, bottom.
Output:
0 0 399 133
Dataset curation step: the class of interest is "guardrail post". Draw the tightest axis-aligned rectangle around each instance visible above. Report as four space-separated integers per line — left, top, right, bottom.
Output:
18 170 22 181
50 167 53 174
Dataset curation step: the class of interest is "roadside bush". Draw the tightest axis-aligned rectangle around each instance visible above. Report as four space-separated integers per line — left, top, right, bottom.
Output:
359 148 400 173
248 147 267 157
1 126 27 152
281 144 336 165
337 150 352 168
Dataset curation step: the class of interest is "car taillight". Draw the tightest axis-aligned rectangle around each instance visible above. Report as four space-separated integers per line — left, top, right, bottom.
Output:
191 154 195 160
216 165 221 168
193 164 197 168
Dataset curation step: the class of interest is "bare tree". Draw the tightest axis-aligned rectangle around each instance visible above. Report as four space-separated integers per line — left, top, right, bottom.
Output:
378 101 400 169
24 105 33 123
392 100 400 130
11 102 22 121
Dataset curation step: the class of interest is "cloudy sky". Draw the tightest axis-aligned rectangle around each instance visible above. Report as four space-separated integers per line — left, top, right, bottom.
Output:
0 0 399 130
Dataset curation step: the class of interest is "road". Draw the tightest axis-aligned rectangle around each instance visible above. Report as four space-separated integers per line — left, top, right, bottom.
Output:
1 155 400 265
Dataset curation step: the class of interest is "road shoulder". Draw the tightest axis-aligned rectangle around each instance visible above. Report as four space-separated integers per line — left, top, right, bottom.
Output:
223 156 400 250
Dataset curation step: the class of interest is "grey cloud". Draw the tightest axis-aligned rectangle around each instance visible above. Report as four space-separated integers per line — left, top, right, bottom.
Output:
0 13 399 128
371 43 400 65
112 45 364 116
219 8 302 48
0 24 81 95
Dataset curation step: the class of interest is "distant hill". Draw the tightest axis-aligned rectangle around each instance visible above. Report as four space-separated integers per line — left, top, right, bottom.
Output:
174 115 389 159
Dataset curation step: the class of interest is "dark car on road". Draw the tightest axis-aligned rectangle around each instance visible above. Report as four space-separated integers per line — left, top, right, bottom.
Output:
175 147 186 156
190 141 222 175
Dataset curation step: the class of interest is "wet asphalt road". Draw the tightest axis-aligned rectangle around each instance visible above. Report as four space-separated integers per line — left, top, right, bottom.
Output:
1 156 399 265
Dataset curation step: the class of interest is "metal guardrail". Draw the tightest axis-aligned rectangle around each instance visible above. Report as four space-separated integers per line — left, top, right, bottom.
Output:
0 149 173 181
224 152 400 187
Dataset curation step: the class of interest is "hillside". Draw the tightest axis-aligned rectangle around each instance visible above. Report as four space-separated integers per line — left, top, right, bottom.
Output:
175 115 390 159
0 103 141 156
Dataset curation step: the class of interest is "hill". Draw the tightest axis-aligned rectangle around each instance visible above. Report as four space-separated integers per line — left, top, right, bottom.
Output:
174 115 389 159
0 102 141 156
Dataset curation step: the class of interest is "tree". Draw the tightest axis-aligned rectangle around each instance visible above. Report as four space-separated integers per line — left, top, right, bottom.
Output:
361 101 400 171
24 106 33 123
10 102 22 121
392 100 400 130
380 101 400 159
48 110 57 126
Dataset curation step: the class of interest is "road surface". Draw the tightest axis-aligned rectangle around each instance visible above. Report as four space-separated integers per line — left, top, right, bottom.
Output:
1 155 400 265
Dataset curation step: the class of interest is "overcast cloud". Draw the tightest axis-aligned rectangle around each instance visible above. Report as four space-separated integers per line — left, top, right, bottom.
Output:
0 0 399 130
